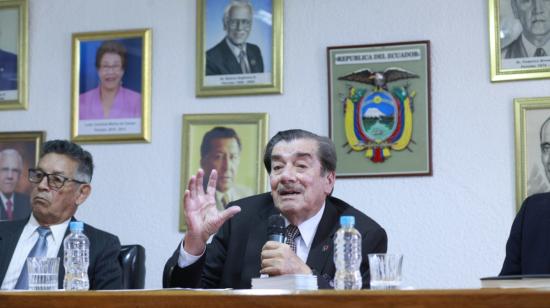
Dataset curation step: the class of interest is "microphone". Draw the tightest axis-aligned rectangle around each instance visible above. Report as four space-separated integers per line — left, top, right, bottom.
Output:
267 214 285 243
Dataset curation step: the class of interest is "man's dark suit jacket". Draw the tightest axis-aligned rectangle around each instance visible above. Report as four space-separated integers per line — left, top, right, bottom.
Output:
502 36 529 59
0 48 17 91
0 217 123 289
205 39 264 76
500 192 550 275
164 193 387 289
0 192 31 221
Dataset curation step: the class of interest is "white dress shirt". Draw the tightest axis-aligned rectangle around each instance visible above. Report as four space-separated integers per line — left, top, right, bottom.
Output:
1 215 70 289
521 35 550 57
178 203 326 268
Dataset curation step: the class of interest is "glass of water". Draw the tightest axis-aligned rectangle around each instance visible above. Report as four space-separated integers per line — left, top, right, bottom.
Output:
368 253 403 290
27 257 59 291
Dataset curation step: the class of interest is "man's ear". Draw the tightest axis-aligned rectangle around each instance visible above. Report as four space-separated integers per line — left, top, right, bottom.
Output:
75 184 92 206
324 171 336 195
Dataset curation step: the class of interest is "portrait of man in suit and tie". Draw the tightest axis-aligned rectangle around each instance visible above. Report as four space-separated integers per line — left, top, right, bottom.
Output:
0 149 30 222
205 0 265 76
501 0 550 59
199 127 254 211
526 116 550 196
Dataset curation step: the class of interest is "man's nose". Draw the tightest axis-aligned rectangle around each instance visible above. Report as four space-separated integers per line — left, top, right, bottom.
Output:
36 175 50 190
279 166 297 182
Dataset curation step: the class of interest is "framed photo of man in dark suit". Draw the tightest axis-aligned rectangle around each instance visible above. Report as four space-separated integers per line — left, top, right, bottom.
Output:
514 97 550 211
196 0 283 97
0 131 43 222
489 0 550 81
0 0 27 110
179 113 268 231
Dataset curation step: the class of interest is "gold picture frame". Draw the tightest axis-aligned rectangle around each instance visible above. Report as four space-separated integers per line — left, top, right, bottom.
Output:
70 29 152 143
195 0 283 97
0 0 28 110
489 0 550 82
514 97 550 211
0 131 44 221
179 113 269 231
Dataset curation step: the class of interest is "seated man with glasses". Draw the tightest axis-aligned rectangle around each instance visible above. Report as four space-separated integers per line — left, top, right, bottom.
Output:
205 1 264 76
0 140 123 290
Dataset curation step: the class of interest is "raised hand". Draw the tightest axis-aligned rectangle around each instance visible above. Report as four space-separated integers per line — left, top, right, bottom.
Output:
183 169 241 255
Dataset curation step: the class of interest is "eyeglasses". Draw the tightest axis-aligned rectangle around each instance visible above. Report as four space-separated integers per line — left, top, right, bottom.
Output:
28 168 87 190
228 18 251 29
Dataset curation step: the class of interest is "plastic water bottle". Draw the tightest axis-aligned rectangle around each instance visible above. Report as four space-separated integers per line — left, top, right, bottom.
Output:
63 221 90 290
334 216 362 290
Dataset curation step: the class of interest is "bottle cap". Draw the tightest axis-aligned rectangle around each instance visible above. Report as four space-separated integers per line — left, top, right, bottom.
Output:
69 221 84 232
340 216 355 226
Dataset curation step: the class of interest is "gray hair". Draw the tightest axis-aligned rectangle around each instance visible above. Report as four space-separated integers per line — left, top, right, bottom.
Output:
0 149 23 169
223 1 253 28
263 129 337 175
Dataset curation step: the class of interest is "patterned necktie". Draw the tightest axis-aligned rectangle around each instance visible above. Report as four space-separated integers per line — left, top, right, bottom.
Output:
14 227 52 289
535 48 547 57
5 199 13 220
285 224 300 253
239 49 251 74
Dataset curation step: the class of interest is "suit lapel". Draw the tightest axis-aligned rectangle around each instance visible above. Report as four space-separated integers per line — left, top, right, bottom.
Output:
221 40 244 73
306 198 339 274
0 199 6 220
0 220 26 284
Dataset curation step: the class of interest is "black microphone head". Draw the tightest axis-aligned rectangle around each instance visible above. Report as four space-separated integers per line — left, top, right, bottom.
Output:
267 214 285 243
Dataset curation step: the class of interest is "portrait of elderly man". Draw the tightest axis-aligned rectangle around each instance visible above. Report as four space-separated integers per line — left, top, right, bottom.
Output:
164 129 387 289
206 0 264 75
200 127 253 210
502 0 550 58
0 149 30 221
527 117 550 196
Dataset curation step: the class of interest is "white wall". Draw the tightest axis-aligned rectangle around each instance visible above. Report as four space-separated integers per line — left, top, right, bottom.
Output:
1 0 546 289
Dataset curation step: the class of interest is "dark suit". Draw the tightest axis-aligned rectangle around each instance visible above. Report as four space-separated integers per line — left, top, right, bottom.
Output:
164 193 387 289
0 48 17 91
502 36 529 59
0 192 31 221
205 39 264 76
500 192 550 275
0 217 123 290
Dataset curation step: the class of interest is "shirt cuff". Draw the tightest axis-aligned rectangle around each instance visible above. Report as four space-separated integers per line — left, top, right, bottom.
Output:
177 241 205 268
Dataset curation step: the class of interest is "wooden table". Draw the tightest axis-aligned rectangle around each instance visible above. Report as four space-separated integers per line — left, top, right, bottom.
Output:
1 288 549 308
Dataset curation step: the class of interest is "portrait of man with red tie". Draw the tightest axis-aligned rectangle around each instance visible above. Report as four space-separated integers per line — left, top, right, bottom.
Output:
0 149 30 221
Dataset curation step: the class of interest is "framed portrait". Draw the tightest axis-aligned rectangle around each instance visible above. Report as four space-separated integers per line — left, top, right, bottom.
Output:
0 0 28 110
513 97 550 210
328 41 432 178
70 29 152 143
195 0 283 97
0 131 44 222
179 113 269 231
489 0 550 82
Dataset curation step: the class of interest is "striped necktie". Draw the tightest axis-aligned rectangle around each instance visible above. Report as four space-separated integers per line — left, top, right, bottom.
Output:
239 49 251 74
14 227 52 289
285 225 300 253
